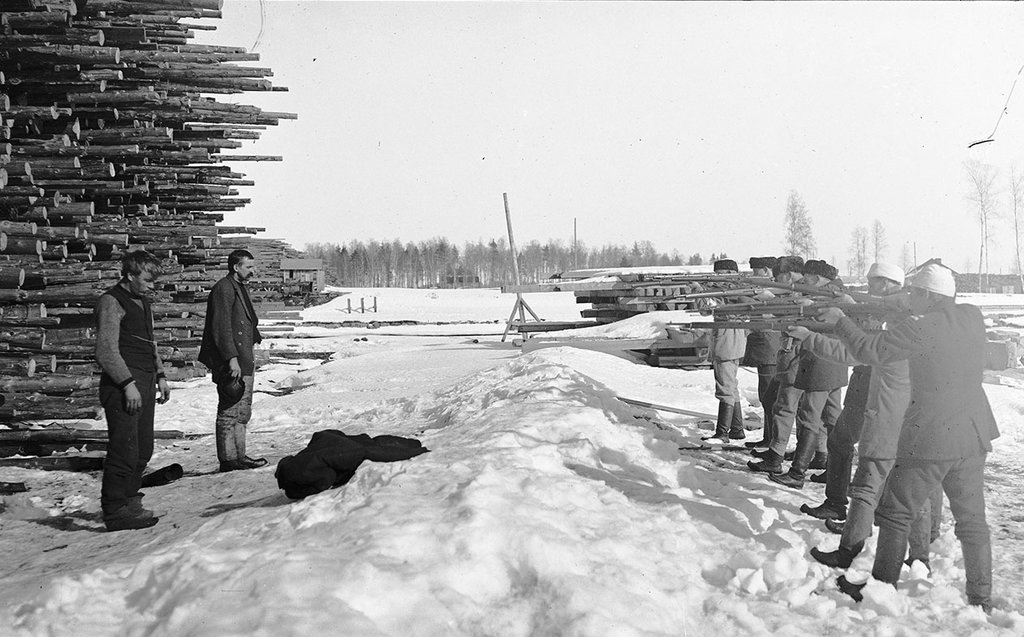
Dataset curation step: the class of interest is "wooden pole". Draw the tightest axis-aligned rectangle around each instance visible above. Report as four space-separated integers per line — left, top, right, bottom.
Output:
501 193 541 342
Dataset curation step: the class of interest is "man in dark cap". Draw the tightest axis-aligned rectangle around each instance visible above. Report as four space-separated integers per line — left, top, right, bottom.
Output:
749 256 806 470
703 259 748 444
742 257 782 448
768 259 848 489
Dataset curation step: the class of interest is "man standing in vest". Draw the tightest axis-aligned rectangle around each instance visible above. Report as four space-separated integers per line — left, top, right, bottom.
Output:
818 263 999 612
199 249 267 472
95 250 170 532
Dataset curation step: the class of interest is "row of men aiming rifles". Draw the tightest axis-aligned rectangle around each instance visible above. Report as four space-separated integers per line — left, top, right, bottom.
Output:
667 255 999 612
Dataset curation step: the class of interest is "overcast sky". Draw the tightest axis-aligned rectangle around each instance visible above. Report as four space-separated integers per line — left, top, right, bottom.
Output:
203 1 1024 274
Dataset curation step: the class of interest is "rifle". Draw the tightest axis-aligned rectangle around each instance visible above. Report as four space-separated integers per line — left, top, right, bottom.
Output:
671 287 762 300
735 276 878 303
667 319 835 333
710 301 907 320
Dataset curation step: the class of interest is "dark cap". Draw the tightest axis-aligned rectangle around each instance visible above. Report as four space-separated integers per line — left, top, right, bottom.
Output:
772 255 804 278
802 259 838 280
749 256 779 271
713 259 739 273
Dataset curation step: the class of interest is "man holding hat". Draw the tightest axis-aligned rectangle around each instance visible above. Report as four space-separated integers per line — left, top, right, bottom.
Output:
816 262 999 611
199 249 268 472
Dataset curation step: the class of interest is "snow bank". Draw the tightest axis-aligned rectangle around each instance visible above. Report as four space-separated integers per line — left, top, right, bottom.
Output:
6 346 1022 636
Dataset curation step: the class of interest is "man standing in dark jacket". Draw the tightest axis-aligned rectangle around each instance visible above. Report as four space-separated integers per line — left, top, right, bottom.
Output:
818 263 999 612
198 249 267 472
769 260 848 489
742 256 782 448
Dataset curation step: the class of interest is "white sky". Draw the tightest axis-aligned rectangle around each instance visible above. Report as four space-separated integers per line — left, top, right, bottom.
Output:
203 1 1024 274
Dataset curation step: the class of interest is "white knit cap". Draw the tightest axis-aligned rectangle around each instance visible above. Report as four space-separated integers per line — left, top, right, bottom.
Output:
908 263 956 297
866 262 905 286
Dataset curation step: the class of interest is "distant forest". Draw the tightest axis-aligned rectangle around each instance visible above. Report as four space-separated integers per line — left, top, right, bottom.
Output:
304 238 730 288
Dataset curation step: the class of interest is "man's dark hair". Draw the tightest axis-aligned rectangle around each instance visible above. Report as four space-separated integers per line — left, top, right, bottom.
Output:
228 249 255 275
121 249 163 278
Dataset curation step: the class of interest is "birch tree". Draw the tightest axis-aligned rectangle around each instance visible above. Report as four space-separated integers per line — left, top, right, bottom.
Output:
848 226 869 280
871 219 888 262
1010 165 1024 291
783 190 816 257
964 160 1000 292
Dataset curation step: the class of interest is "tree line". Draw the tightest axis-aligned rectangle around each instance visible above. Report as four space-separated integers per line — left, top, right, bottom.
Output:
303 239 733 288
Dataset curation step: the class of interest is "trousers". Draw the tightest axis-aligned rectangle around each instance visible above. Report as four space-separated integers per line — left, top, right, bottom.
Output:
841 457 942 561
873 454 991 607
215 374 254 462
100 369 156 516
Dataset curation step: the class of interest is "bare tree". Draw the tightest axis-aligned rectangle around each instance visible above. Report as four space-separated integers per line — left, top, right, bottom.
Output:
1010 165 1024 292
848 226 869 280
783 190 816 257
964 160 1000 292
871 219 888 262
900 243 914 271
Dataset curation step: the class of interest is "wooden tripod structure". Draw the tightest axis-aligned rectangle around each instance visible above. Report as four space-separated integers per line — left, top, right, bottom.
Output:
500 193 542 342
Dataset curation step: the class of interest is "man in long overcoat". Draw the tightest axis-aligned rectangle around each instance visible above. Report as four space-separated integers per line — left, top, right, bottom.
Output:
199 249 266 471
819 263 999 612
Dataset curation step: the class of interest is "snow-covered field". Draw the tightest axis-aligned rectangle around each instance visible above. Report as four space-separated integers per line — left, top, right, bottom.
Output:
1 288 1023 636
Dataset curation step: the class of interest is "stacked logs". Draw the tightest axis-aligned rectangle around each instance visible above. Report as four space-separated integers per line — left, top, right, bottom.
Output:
0 0 296 424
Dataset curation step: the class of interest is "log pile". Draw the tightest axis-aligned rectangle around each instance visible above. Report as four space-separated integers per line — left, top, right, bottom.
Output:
0 0 296 425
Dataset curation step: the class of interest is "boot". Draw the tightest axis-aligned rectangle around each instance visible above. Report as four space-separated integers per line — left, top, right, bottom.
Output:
750 447 778 459
747 449 783 473
768 470 805 489
104 505 159 532
773 426 818 488
728 401 746 440
127 494 155 520
836 575 866 602
811 546 858 569
241 456 268 469
744 437 770 449
801 502 846 521
809 451 828 471
702 402 733 443
825 519 845 535
809 471 827 484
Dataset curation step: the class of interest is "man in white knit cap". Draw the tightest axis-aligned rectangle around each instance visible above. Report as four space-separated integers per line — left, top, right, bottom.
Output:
816 262 1000 612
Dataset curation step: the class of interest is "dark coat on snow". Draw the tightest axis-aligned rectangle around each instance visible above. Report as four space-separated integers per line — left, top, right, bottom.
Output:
275 429 428 499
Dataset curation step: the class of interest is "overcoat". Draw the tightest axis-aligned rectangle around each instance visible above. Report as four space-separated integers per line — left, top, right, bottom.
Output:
802 332 909 458
198 275 262 375
834 302 999 460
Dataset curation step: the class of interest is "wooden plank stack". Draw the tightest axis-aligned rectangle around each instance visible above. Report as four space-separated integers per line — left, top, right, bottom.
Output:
0 0 296 425
506 266 754 324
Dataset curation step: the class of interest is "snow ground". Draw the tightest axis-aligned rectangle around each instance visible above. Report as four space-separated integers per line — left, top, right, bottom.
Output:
1 288 1023 636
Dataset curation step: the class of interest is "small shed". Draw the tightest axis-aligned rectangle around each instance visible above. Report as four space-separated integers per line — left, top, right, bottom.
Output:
280 258 326 292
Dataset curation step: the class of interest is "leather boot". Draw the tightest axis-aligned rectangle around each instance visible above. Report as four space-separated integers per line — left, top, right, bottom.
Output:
104 505 159 532
728 401 746 439
702 402 733 442
837 575 866 602
747 449 783 473
800 502 846 520
810 542 863 569
770 426 817 488
809 451 828 470
825 519 845 535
